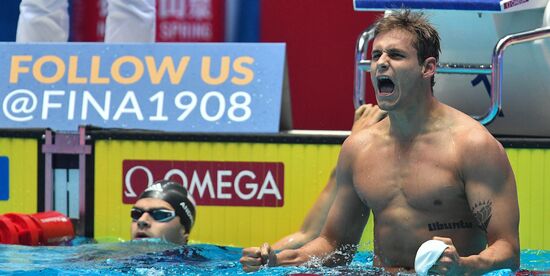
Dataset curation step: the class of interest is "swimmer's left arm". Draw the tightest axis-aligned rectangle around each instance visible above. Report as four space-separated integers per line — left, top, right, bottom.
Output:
435 131 520 275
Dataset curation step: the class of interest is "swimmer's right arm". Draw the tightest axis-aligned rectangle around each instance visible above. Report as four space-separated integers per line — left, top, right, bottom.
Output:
271 104 385 251
275 141 370 267
241 139 370 271
271 169 337 251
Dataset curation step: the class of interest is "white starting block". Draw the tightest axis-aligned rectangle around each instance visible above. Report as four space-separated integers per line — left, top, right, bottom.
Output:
354 0 548 13
354 0 550 136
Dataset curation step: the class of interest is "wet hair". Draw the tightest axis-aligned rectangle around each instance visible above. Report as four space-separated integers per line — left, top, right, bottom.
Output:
373 10 441 87
138 180 196 233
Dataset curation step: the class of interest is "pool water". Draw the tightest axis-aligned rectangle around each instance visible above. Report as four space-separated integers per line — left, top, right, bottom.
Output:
0 239 548 275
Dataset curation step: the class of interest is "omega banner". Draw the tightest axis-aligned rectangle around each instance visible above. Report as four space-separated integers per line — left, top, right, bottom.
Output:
0 43 285 133
123 160 284 207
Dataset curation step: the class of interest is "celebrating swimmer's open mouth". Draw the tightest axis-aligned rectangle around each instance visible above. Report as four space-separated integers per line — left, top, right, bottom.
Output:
377 76 395 95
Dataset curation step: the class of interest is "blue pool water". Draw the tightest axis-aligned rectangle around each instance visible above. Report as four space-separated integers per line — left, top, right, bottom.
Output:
0 239 548 275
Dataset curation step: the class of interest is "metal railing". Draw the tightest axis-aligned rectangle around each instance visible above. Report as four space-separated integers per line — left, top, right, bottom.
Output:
354 26 550 125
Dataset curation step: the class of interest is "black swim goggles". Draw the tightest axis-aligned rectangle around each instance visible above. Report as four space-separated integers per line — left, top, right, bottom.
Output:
131 207 176 222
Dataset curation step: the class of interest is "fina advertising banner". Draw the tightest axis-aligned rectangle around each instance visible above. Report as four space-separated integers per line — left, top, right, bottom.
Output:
0 43 285 133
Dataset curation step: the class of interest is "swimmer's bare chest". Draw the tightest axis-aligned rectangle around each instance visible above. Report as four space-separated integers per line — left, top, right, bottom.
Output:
351 134 483 266
353 135 467 213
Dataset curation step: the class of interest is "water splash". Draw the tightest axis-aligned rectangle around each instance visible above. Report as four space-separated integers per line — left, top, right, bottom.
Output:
0 239 547 275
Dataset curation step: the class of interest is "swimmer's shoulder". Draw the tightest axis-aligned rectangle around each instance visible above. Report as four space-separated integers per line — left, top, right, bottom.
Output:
444 103 492 135
346 122 385 145
341 123 386 160
450 110 505 157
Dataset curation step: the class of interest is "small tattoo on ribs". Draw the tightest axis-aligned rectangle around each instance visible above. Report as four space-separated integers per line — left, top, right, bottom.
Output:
427 220 473 231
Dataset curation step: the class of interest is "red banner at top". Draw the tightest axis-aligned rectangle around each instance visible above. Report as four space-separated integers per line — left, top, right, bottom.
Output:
123 160 284 207
156 0 225 42
71 0 225 42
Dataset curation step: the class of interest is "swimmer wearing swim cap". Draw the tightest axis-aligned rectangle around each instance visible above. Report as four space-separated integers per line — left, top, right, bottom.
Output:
131 180 196 245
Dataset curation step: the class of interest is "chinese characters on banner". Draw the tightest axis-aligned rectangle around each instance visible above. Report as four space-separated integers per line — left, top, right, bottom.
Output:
71 0 225 42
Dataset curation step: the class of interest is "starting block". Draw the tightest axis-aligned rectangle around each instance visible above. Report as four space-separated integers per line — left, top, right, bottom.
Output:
354 0 548 13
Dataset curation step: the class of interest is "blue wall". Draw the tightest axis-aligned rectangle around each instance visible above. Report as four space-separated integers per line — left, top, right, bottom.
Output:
0 0 21 41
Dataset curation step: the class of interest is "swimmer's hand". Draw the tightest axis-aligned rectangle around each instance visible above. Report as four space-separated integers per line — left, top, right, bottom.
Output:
241 246 262 272
351 104 387 134
260 242 278 267
428 236 463 275
240 243 278 272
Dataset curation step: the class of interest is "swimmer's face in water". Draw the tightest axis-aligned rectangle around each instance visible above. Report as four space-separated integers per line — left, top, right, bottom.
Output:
131 197 189 245
371 29 434 111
